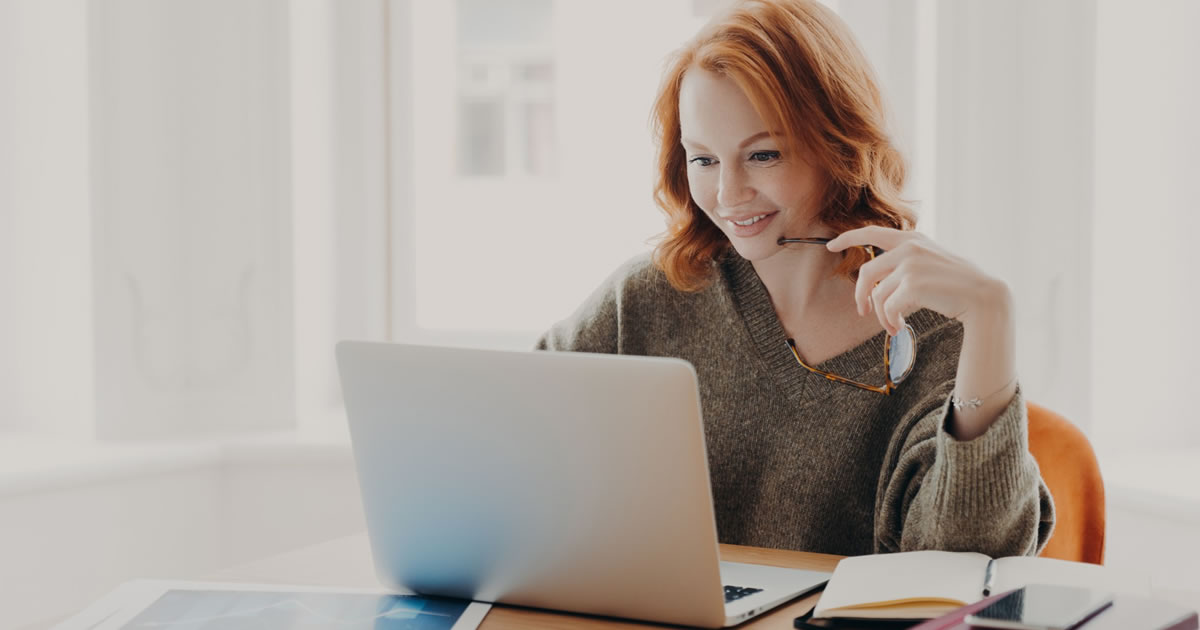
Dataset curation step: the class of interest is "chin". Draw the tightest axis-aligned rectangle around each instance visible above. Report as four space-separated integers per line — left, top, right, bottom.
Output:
725 237 781 263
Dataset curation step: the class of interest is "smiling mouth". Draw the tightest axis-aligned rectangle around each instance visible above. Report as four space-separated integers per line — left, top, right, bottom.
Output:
726 212 776 226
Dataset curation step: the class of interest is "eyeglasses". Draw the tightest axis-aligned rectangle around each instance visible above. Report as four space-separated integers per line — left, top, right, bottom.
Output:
776 237 917 395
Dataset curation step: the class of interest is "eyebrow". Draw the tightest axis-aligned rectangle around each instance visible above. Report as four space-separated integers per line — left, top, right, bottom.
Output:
680 131 780 151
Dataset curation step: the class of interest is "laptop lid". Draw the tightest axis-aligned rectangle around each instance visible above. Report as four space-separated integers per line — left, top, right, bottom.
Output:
336 341 728 627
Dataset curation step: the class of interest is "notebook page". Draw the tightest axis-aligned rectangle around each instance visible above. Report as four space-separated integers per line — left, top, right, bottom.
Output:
994 556 1149 596
814 550 991 616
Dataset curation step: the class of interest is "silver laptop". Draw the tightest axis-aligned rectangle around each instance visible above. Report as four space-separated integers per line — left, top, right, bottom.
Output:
335 341 830 628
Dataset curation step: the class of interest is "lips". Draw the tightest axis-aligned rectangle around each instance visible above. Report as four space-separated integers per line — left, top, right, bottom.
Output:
722 211 778 237
730 214 770 226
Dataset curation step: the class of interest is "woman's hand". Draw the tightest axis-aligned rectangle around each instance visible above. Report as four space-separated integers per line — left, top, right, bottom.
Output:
826 225 1018 441
825 225 1009 336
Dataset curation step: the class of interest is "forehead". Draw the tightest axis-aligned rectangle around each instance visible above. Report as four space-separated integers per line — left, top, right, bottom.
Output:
678 68 770 147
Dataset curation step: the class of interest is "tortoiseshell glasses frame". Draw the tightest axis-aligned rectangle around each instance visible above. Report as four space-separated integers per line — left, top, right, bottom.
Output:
776 237 917 395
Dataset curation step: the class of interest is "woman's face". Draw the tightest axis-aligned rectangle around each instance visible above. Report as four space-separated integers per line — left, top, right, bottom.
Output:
678 68 826 262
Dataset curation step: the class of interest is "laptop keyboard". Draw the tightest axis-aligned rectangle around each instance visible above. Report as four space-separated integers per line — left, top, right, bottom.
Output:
724 585 763 603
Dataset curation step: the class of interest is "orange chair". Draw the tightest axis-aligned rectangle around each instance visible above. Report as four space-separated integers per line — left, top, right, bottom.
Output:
1026 401 1106 564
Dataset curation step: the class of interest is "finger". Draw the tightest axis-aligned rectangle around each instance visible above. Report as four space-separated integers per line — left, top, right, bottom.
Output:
880 280 918 337
854 252 902 317
869 267 905 334
827 225 912 253
871 284 890 333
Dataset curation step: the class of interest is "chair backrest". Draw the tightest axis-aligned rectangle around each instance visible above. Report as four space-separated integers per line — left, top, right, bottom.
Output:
1026 401 1106 564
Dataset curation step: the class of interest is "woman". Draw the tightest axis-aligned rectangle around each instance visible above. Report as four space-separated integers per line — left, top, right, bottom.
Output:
537 0 1053 558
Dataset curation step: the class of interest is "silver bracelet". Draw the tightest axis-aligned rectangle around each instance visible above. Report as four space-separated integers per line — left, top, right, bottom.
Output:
950 377 1017 411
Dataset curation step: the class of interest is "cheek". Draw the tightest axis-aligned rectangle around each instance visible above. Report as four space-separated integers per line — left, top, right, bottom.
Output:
686 170 717 212
764 165 818 207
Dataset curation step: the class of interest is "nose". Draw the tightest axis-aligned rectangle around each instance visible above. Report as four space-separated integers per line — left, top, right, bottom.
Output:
716 164 754 209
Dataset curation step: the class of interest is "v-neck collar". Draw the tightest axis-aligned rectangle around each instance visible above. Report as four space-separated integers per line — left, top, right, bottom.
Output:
721 251 945 408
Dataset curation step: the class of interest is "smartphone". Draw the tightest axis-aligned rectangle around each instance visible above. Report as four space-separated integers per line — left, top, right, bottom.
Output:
964 584 1113 630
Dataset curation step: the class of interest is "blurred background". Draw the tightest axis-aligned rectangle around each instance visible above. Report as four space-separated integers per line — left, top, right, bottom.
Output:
1 0 1198 627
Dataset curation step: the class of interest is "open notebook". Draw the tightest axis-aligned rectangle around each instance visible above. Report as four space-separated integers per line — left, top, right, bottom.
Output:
813 550 1138 621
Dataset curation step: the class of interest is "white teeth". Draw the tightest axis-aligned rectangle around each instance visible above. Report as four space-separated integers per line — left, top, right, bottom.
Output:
732 214 768 226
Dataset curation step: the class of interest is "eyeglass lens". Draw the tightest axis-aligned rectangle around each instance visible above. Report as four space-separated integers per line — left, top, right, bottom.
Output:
888 325 916 384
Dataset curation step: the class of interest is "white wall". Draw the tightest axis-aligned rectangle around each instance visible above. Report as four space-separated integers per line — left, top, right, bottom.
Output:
837 0 935 231
0 445 364 629
219 446 365 566
89 0 296 438
1107 490 1200 599
932 0 1096 431
0 1 398 442
0 0 94 437
1091 0 1200 453
292 0 393 433
1 467 224 629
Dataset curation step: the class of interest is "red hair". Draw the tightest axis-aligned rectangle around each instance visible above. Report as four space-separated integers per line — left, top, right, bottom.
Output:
650 0 915 291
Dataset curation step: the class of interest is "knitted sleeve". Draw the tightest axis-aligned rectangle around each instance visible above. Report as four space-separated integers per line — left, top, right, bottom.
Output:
534 268 623 354
874 383 1056 557
534 252 672 354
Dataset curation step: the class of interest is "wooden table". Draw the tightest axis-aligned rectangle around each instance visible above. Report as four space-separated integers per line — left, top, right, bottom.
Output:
209 532 844 629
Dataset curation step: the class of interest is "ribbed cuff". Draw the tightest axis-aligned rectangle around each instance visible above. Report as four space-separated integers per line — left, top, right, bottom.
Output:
935 385 1033 515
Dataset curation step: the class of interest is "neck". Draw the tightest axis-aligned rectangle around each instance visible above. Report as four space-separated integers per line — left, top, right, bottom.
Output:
751 234 851 323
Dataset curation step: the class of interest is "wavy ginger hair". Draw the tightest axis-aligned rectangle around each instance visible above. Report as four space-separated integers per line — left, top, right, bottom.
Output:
651 0 915 292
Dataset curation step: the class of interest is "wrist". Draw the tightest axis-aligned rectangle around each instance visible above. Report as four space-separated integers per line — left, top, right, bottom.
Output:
949 277 1018 440
959 278 1013 332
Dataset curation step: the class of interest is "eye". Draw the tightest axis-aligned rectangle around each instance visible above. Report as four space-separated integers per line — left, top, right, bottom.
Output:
688 156 716 167
749 151 780 163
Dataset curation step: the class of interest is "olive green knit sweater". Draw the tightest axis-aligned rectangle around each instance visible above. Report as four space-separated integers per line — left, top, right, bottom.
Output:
536 251 1054 557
